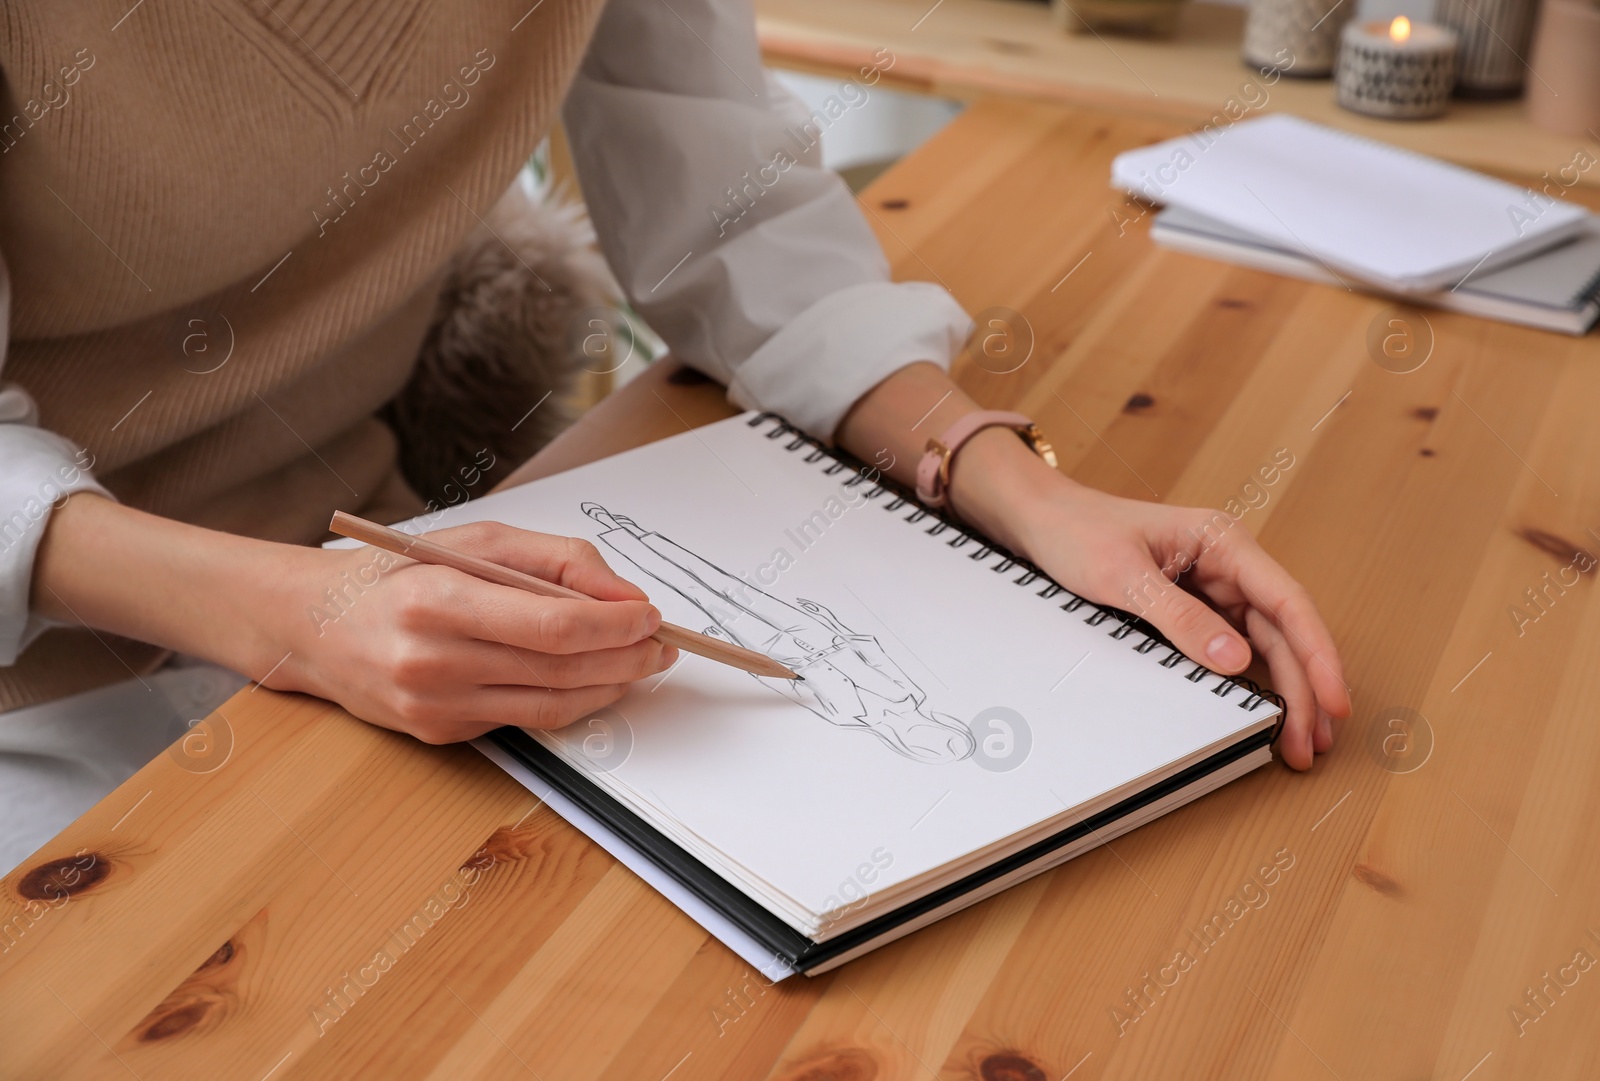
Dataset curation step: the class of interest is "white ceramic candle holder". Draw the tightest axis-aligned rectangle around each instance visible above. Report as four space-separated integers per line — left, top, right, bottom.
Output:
1336 18 1459 120
1243 0 1354 77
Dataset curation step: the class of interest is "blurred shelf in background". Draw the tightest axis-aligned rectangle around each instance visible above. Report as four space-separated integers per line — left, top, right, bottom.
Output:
755 0 1598 187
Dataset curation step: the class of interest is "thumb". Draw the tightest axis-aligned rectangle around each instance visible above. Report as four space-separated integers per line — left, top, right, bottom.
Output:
1122 561 1251 674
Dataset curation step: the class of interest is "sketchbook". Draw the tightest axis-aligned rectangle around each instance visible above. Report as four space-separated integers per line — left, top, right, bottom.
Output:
356 414 1284 976
1151 206 1600 336
1110 114 1591 295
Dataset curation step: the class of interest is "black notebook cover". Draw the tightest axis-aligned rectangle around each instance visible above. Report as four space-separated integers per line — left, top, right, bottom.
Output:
490 724 1275 971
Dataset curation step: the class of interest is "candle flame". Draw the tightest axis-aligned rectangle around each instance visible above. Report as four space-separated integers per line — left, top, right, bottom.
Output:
1389 15 1412 42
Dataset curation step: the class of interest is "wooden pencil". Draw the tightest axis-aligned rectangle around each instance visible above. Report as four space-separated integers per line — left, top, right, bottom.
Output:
329 511 801 681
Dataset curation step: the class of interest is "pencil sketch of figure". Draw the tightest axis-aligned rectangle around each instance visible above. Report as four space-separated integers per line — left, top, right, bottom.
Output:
583 503 976 765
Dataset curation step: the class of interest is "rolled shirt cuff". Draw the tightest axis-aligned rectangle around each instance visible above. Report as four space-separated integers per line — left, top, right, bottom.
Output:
0 422 111 666
726 280 974 442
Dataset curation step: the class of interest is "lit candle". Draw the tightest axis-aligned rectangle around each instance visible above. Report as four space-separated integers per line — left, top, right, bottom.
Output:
1336 16 1459 120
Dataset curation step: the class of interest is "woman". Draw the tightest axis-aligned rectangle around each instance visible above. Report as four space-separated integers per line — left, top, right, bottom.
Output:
0 0 1348 868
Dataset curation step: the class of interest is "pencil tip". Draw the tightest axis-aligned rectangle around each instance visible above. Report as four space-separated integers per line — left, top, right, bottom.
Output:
792 674 805 682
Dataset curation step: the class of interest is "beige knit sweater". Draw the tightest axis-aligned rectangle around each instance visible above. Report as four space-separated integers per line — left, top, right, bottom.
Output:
0 0 605 708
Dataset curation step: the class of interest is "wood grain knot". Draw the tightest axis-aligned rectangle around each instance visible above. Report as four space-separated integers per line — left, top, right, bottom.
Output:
16 852 108 902
466 817 549 872
1216 298 1251 309
879 198 910 210
666 365 711 386
196 940 236 973
1518 528 1596 569
135 998 216 1042
1352 862 1404 898
1123 392 1156 413
775 1047 879 1081
1412 406 1439 421
1419 448 1436 457
979 1052 1049 1081
122 934 249 1051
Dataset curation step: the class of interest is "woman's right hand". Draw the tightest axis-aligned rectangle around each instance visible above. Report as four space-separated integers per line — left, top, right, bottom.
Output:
32 495 675 747
259 521 677 744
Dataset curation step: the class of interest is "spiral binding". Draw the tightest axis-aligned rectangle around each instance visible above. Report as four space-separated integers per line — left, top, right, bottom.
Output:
747 413 1287 741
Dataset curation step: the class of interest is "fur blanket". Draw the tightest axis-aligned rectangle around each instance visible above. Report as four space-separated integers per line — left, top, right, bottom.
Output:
383 180 618 496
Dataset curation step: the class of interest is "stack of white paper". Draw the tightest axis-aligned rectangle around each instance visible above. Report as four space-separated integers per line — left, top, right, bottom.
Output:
1111 114 1590 294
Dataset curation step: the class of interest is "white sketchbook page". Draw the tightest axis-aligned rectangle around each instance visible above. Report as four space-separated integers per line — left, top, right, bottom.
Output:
363 415 1276 921
1111 114 1590 292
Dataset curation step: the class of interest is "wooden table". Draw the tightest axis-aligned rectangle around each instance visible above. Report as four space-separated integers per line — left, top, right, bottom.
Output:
6 96 1600 1080
756 0 1600 188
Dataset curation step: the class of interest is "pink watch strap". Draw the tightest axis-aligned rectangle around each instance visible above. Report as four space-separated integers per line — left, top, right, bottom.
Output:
916 410 1037 508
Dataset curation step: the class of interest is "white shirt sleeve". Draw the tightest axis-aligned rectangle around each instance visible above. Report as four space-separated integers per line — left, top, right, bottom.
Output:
561 0 973 441
0 251 112 666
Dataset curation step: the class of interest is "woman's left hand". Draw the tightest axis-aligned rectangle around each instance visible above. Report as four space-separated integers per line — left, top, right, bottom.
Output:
835 363 1352 771
948 426 1351 771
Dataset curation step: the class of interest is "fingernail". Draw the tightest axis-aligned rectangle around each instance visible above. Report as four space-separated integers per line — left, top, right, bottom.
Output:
1316 710 1333 747
1206 634 1249 671
659 645 680 671
1304 724 1315 763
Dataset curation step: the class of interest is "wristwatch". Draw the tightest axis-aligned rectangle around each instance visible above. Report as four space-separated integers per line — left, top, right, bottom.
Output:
915 410 1057 509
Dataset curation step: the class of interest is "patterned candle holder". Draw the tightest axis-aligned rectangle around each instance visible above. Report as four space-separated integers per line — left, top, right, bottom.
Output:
1435 0 1538 99
1336 18 1459 120
1242 0 1354 77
